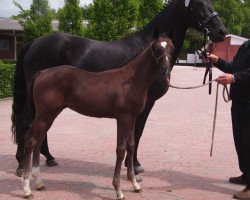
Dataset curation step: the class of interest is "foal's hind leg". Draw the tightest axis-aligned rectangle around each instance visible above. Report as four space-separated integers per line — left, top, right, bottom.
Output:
32 133 47 191
22 122 41 199
22 116 54 199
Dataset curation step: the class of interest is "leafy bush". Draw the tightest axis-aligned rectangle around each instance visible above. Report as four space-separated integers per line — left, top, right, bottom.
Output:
0 62 15 98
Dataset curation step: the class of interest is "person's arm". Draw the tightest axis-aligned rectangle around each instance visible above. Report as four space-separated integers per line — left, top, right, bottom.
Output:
207 43 245 73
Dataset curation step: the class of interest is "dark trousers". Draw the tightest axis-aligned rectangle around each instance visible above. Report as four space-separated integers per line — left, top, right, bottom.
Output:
231 103 250 186
16 134 53 167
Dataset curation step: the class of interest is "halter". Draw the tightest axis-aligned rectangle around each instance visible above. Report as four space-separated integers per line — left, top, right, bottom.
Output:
150 42 172 64
199 12 219 29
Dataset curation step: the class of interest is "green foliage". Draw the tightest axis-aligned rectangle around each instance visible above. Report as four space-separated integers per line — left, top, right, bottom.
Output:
0 62 15 98
213 0 244 35
84 0 138 41
137 0 164 28
58 0 84 36
241 3 250 38
13 0 53 43
180 29 204 59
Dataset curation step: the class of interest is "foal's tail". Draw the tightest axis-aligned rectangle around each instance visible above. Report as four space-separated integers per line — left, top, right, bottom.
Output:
11 42 32 143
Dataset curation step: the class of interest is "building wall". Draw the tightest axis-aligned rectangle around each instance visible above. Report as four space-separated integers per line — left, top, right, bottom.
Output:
210 36 243 62
0 34 14 59
0 32 23 60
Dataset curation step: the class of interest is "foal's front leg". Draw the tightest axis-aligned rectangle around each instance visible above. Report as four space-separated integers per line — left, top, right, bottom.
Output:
113 118 142 200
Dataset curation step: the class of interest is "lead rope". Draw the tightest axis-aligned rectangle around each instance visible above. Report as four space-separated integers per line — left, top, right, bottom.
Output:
169 80 230 156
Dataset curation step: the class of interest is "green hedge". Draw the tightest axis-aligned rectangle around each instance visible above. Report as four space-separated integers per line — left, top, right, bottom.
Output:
0 62 15 98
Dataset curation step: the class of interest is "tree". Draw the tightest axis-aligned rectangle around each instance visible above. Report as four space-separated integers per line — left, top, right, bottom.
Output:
137 0 164 28
58 0 84 36
13 0 52 43
241 0 250 38
84 0 138 41
213 0 244 35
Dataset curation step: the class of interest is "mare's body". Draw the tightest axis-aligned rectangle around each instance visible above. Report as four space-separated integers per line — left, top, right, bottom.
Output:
12 0 227 176
21 36 173 200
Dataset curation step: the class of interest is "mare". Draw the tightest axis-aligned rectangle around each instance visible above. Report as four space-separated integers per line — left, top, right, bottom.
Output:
12 0 227 178
21 35 173 200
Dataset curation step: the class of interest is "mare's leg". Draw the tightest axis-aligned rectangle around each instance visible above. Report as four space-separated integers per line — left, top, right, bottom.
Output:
40 134 58 166
16 112 33 177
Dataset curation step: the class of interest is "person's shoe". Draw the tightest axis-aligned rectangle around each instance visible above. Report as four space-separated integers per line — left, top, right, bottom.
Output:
46 158 59 167
234 186 250 199
229 176 247 185
16 165 23 177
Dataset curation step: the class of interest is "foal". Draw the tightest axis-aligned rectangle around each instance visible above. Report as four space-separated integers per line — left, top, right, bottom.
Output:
22 35 173 200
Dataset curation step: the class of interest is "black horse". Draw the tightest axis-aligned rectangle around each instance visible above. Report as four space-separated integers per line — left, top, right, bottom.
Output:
12 0 226 179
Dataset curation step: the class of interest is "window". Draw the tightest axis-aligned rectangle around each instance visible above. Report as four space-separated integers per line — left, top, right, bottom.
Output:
0 40 9 50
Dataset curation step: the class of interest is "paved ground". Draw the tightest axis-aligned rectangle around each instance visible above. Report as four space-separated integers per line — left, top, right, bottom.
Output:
0 66 244 200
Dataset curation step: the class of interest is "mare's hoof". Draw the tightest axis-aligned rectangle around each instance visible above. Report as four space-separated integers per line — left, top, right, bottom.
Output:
134 188 143 193
135 175 142 182
46 159 58 167
24 193 34 200
16 166 23 177
134 165 145 174
36 186 45 191
117 198 125 200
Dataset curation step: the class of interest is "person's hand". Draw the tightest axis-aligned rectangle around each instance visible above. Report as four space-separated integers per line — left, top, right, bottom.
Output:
216 74 235 85
206 53 219 64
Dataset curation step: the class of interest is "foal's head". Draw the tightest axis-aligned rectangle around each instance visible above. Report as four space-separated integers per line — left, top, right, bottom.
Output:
151 35 174 80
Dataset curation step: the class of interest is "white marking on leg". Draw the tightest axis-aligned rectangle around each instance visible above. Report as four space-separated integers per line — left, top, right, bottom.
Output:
185 0 190 7
21 177 32 196
131 177 141 191
32 167 44 189
116 188 124 200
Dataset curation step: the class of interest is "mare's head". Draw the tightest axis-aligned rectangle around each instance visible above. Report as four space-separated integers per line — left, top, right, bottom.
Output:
151 34 174 81
184 0 227 42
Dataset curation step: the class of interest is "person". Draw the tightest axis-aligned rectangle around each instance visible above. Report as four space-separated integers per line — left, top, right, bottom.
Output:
16 135 58 177
207 39 250 200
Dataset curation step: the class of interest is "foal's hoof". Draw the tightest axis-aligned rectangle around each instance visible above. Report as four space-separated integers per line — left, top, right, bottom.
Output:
134 165 145 174
46 159 58 167
36 186 46 191
134 188 143 193
24 193 34 200
117 197 125 200
16 166 23 177
135 174 142 182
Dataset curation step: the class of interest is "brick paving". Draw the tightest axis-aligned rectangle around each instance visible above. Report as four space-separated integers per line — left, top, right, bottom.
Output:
0 66 244 200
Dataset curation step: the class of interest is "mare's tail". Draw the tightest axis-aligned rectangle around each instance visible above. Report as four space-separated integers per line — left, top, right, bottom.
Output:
11 42 32 144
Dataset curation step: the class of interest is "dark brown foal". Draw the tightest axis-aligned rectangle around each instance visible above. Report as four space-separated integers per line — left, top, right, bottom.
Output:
22 34 173 200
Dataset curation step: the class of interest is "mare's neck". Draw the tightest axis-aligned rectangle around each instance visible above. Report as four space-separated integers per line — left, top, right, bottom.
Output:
126 0 188 65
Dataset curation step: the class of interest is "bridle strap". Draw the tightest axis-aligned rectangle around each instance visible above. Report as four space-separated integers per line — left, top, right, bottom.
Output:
154 53 172 64
200 12 218 28
150 42 172 64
